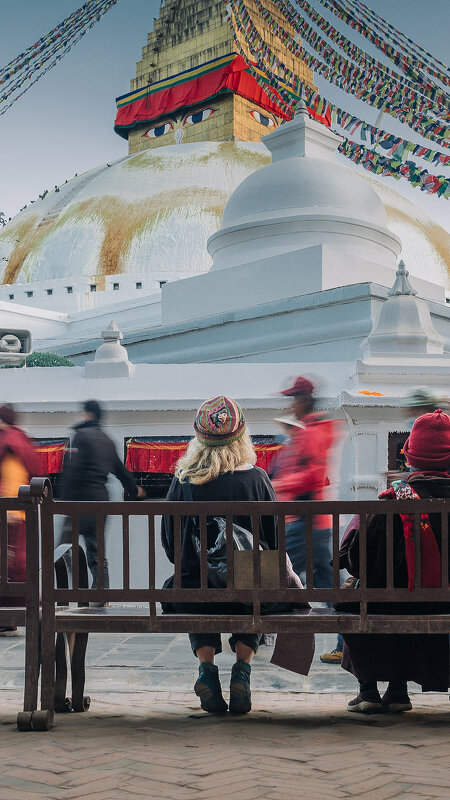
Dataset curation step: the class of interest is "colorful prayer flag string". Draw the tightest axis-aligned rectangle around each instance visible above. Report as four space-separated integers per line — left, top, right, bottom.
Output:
229 0 450 147
0 0 119 115
340 0 450 85
315 0 450 88
226 0 449 195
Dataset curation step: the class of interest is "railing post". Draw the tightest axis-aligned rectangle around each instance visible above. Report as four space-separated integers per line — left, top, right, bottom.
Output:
385 512 394 591
414 512 422 589
359 513 367 632
251 513 261 628
148 514 157 630
441 509 448 590
40 487 57 713
23 500 40 713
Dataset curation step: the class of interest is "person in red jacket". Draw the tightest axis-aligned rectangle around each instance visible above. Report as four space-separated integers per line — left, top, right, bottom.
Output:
272 377 343 661
0 404 37 635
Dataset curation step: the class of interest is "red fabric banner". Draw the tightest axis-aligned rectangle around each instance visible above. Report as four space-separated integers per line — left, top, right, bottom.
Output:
125 440 282 475
115 54 290 133
126 442 189 474
254 443 283 472
33 442 66 474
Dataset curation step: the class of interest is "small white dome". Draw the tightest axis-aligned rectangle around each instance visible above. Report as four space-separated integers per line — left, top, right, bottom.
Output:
221 156 388 229
208 104 401 272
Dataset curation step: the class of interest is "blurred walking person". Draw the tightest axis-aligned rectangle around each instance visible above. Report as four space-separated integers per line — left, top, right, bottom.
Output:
272 377 343 662
60 400 143 596
0 404 37 635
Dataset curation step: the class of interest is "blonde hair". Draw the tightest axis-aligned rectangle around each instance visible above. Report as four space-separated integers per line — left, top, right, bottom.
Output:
175 429 257 485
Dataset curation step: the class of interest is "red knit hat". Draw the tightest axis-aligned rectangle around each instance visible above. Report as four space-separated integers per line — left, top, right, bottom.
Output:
403 409 450 471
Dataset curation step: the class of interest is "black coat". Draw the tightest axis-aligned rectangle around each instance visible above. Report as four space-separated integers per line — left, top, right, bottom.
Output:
341 473 450 691
61 421 138 501
160 466 277 613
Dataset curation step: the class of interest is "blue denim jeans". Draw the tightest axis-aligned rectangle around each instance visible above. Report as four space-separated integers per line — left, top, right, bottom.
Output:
286 518 343 652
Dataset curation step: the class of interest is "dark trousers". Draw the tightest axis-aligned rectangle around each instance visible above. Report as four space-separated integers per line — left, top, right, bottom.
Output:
59 515 109 589
189 633 260 657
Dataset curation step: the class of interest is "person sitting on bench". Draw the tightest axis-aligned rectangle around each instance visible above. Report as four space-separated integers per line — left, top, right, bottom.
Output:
161 396 277 715
341 409 450 714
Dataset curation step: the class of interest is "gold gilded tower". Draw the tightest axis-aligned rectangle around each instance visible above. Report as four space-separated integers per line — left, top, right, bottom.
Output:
121 0 314 153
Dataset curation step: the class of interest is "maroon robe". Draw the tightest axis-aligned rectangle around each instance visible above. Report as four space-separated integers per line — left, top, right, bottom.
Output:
341 473 450 692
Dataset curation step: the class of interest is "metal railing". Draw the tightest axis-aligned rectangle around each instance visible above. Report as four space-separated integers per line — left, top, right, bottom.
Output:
34 479 449 627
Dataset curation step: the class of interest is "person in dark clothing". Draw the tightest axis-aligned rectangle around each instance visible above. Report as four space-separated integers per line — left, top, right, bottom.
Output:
60 400 143 591
340 409 450 714
161 395 277 715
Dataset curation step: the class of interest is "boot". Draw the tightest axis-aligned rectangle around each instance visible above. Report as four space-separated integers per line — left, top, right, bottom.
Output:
194 662 228 713
229 660 252 714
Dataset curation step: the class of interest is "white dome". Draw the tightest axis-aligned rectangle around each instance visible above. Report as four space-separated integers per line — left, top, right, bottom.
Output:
208 105 401 272
0 139 448 293
222 156 388 229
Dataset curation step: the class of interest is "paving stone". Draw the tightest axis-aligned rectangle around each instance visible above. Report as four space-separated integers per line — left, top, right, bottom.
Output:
400 786 450 798
358 784 408 800
2 688 450 800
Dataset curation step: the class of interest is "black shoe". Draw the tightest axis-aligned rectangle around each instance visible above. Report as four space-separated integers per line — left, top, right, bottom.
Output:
381 690 412 713
347 691 383 713
0 626 19 637
229 660 252 714
194 663 228 713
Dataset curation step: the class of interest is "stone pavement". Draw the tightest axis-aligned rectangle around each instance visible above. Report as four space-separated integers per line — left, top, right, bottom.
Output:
2 630 450 799
1 690 450 800
1 630 358 693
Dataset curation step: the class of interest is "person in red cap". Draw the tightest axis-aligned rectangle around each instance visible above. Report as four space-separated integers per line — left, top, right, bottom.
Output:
0 404 37 635
272 377 343 661
340 409 450 714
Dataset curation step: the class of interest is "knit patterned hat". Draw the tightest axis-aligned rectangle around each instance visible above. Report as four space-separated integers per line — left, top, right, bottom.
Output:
403 409 450 471
194 396 246 446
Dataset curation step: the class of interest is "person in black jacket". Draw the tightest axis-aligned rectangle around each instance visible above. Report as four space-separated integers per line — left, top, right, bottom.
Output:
161 396 277 715
60 400 144 591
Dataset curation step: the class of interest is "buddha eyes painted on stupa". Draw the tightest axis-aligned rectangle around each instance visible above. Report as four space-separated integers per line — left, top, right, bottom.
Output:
250 109 275 128
184 107 215 125
143 106 216 140
144 120 174 138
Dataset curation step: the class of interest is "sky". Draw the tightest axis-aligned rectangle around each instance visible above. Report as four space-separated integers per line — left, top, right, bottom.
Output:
0 0 449 229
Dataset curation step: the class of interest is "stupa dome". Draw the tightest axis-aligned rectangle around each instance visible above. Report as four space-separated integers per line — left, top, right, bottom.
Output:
0 141 448 302
222 157 387 230
208 103 401 272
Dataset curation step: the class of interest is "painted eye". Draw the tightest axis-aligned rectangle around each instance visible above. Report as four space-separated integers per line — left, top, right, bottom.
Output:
144 121 173 138
250 110 275 127
183 107 215 125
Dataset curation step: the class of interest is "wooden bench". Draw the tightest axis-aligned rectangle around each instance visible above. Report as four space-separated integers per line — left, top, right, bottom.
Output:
22 479 450 724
